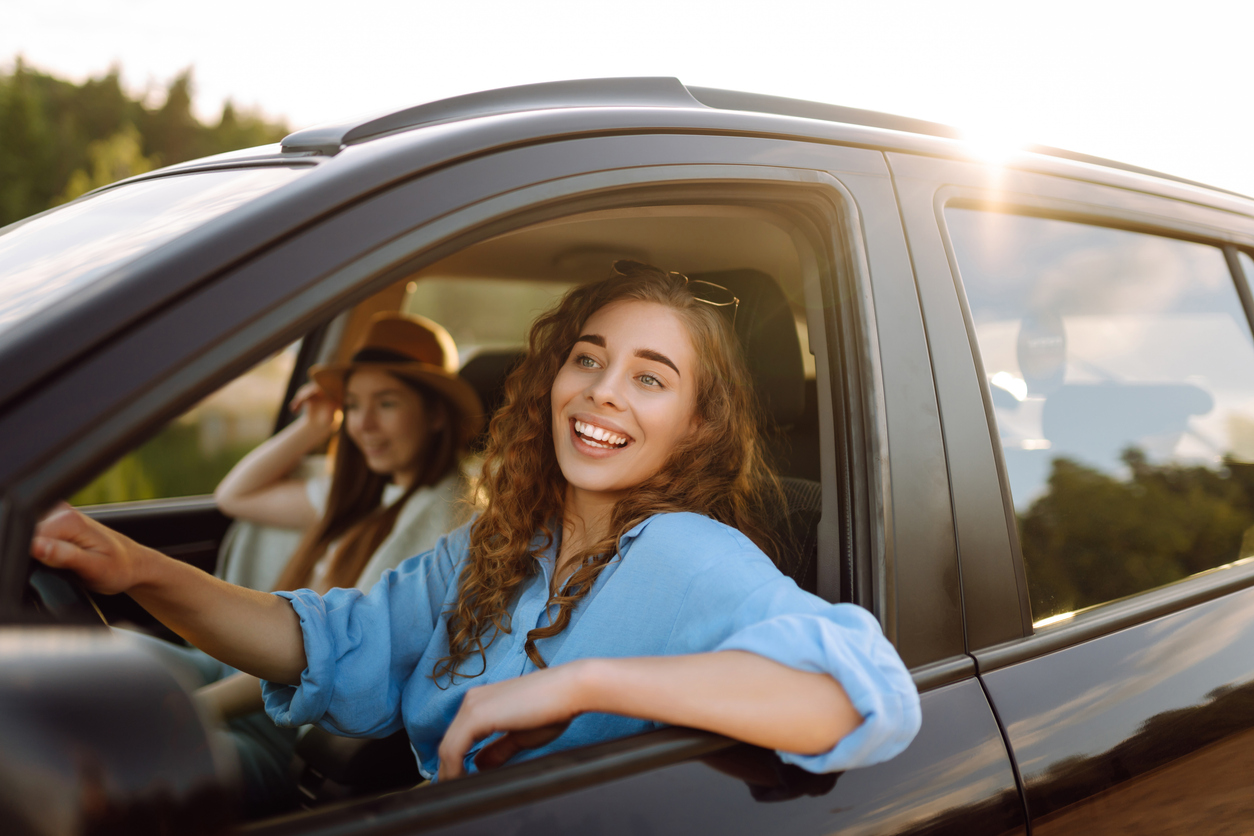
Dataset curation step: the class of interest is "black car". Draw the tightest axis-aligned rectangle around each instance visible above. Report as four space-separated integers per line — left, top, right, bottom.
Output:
3 77 1253 835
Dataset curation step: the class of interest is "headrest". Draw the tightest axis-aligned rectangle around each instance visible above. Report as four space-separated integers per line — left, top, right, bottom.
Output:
691 269 806 427
458 350 524 428
457 268 806 431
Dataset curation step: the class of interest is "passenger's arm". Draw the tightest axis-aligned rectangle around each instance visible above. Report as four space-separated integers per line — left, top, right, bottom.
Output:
31 504 307 684
197 672 266 721
213 382 336 529
438 650 860 781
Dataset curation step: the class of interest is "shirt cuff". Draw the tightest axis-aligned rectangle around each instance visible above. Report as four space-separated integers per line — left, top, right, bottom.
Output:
714 607 921 773
261 588 339 728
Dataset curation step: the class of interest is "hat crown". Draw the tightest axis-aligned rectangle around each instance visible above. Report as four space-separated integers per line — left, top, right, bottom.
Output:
353 313 458 373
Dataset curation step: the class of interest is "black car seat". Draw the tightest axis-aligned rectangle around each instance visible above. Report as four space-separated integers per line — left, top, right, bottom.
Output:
691 269 821 594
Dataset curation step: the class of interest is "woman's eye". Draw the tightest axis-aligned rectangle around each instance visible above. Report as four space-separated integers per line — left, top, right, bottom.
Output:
638 373 662 388
576 354 598 369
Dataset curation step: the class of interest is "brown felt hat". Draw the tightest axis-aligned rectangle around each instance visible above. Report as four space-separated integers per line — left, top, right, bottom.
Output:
309 312 484 446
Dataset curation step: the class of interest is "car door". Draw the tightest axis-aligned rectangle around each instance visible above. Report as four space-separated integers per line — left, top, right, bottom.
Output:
2 111 1019 833
218 131 1022 834
891 150 1254 831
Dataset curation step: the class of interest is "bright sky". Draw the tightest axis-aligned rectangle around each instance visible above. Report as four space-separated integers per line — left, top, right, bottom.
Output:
5 0 1253 196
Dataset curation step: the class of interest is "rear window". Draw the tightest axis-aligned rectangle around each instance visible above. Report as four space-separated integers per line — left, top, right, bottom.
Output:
0 167 308 338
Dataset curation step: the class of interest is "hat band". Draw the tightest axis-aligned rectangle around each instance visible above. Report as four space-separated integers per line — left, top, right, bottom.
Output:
352 347 418 363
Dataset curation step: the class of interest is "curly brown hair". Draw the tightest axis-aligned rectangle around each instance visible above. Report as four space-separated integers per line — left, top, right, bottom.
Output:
432 262 786 682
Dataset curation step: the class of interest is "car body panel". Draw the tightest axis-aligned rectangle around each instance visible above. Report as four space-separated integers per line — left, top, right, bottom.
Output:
4 79 1254 833
247 677 1023 836
887 148 1254 829
980 584 1254 830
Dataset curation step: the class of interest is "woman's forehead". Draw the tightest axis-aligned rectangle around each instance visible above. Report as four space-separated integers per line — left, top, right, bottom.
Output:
580 300 696 362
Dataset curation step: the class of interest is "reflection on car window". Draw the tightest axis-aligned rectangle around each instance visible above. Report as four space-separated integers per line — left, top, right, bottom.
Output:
72 344 298 506
949 210 1254 625
403 277 577 363
0 167 307 339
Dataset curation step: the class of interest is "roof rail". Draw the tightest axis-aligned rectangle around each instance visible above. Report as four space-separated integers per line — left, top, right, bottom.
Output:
687 87 964 141
280 77 1244 199
280 77 703 155
690 86 1244 198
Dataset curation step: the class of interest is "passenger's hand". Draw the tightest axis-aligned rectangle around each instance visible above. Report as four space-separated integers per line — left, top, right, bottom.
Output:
437 662 588 781
29 503 156 595
289 382 339 436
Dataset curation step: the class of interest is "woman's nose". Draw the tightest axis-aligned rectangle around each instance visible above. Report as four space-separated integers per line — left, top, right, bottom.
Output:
585 370 624 407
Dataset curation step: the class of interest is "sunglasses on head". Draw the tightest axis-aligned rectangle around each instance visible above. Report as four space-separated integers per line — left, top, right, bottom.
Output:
611 260 740 327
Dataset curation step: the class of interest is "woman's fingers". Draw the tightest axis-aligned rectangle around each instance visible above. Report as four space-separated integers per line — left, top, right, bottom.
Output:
473 721 571 773
436 664 586 781
28 505 144 595
288 381 323 412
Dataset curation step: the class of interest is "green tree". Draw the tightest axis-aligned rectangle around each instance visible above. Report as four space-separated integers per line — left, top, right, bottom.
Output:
57 123 155 203
1019 450 1254 619
0 59 288 227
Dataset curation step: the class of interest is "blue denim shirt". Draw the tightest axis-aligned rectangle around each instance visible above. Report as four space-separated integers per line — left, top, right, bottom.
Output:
262 512 920 779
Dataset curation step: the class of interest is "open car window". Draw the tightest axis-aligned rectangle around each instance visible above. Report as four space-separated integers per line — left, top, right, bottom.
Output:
72 342 300 506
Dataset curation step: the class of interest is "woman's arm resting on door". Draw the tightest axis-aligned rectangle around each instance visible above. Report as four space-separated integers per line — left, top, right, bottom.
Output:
438 650 860 781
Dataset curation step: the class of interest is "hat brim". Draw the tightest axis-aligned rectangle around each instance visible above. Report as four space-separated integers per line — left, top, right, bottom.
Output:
309 361 486 446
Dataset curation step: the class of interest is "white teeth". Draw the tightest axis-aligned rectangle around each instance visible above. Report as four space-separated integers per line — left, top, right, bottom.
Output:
574 420 628 447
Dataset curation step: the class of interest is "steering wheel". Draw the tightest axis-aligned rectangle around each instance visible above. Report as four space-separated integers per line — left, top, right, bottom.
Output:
25 563 109 626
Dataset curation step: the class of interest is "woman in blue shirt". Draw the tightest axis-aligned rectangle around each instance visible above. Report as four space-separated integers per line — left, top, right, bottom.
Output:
31 261 920 783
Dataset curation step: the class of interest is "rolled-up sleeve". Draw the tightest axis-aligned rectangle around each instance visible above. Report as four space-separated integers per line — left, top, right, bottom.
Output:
261 525 467 736
655 520 920 773
716 605 921 772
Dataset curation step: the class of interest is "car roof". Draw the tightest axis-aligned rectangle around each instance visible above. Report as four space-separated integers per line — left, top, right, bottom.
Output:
267 77 1244 200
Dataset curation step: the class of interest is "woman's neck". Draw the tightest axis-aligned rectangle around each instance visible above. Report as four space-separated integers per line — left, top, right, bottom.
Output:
558 485 620 573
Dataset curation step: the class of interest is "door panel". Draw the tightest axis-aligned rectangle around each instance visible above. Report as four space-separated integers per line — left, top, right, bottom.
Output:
980 585 1254 831
251 679 1024 836
889 148 1254 831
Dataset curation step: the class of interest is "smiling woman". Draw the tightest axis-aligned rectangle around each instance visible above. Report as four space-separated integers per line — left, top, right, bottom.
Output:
29 260 920 786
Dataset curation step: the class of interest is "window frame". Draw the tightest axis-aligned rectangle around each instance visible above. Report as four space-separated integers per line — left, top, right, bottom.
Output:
935 186 1254 665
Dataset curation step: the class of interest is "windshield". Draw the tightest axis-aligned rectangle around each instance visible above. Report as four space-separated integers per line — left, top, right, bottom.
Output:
0 166 309 339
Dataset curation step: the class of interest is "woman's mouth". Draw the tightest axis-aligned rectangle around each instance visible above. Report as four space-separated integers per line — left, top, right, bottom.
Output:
573 419 631 450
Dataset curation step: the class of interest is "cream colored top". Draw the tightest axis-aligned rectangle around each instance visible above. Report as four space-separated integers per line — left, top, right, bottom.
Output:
304 468 466 591
216 461 466 593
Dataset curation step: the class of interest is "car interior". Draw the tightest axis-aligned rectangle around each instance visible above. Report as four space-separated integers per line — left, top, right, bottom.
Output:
72 201 835 818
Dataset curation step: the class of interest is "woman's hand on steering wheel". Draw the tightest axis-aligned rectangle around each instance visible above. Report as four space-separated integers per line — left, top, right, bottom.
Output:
30 503 154 596
437 662 591 781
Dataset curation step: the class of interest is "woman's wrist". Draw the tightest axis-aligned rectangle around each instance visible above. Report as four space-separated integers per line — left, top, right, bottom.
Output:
291 411 336 446
564 657 623 717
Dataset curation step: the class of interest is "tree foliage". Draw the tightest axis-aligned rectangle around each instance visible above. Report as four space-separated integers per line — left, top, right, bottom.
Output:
1020 450 1254 618
0 58 288 227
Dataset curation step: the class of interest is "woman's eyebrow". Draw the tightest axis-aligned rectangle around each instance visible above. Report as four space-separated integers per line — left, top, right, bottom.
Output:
636 349 680 376
575 334 680 376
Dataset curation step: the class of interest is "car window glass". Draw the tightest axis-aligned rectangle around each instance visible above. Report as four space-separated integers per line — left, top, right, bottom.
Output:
948 209 1254 625
0 167 307 339
403 276 577 362
72 343 299 506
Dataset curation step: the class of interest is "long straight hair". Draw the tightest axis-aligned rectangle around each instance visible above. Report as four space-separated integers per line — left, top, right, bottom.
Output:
274 374 460 592
433 264 786 682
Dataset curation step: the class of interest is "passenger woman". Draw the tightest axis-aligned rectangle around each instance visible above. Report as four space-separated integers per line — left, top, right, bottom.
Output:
31 261 920 783
171 311 480 811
